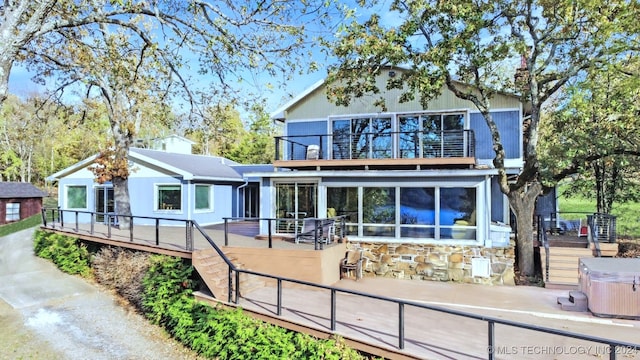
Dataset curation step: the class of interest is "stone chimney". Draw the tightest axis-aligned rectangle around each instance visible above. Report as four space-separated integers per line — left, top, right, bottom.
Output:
514 49 530 93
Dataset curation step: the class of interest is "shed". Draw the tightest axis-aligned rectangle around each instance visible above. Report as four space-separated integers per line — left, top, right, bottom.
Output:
0 182 48 225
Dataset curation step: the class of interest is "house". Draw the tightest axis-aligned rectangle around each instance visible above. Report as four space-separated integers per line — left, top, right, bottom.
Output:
0 182 48 225
47 136 270 226
252 68 527 285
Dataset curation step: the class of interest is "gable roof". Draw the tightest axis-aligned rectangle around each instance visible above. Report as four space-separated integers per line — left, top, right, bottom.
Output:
0 182 48 199
47 148 244 183
129 148 243 182
270 66 529 121
270 78 325 121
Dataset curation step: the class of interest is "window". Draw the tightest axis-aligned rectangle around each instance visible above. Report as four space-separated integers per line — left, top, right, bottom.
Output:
195 185 212 211
6 203 20 222
398 112 466 158
275 182 317 234
440 187 477 239
276 182 317 219
67 185 87 209
327 187 358 235
326 184 478 241
400 187 435 238
157 185 181 210
363 187 395 236
331 117 392 159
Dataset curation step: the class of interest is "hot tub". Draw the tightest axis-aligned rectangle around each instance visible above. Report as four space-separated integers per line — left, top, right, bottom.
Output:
579 258 640 319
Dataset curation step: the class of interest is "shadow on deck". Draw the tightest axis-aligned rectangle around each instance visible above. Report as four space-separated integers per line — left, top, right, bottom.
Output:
39 212 638 360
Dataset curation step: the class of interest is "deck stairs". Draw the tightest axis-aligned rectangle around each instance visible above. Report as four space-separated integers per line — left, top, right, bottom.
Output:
540 246 592 288
192 249 265 301
557 290 588 312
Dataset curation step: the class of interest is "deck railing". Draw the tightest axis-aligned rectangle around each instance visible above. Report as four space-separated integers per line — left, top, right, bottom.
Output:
222 216 347 250
41 208 195 250
40 209 639 359
275 129 475 161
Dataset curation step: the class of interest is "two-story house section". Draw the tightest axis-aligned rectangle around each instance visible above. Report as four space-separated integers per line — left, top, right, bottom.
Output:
258 68 526 284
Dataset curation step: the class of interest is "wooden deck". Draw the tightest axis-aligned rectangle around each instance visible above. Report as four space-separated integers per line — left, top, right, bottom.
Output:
40 222 640 360
42 221 330 256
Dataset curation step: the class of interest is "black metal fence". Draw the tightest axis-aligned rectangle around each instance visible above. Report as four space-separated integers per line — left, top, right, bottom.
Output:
41 208 195 250
41 209 639 359
275 130 476 161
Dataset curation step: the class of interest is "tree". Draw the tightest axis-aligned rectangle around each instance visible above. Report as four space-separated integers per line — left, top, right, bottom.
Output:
226 104 278 164
187 102 245 156
1 0 345 224
541 58 640 214
325 0 638 276
0 95 39 182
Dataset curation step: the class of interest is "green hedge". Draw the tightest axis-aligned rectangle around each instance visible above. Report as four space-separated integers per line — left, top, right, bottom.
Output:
33 232 365 359
33 230 91 277
142 255 364 360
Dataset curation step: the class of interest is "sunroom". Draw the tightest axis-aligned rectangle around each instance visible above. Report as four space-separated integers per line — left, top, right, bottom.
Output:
262 170 508 247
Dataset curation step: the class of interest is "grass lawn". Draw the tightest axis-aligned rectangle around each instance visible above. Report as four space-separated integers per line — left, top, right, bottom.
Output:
0 214 42 238
558 195 640 239
0 196 55 238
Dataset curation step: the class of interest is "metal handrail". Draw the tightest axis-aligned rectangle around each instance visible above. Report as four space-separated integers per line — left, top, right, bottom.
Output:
234 267 638 358
221 216 346 250
538 215 551 283
41 208 196 250
40 209 639 359
275 129 476 161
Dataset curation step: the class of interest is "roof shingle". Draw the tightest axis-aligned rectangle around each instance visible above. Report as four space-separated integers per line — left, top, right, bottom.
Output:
0 182 48 199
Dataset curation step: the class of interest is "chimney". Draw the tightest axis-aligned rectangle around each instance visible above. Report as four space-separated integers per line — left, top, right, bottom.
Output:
514 47 530 93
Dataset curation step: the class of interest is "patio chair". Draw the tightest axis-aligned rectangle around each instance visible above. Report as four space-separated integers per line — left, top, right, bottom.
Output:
296 218 320 244
321 218 336 243
296 218 335 244
340 249 363 280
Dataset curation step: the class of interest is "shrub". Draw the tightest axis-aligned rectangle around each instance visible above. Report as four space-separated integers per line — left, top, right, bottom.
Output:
33 230 91 277
36 240 366 359
140 255 364 359
92 247 152 309
142 255 196 326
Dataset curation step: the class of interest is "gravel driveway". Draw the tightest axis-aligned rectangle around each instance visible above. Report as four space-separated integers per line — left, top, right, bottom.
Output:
0 227 202 360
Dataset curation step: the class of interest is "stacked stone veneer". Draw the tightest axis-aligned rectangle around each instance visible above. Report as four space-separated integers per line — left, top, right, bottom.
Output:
346 240 516 286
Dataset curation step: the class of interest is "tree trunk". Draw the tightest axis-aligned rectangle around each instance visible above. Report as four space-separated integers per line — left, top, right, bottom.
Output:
507 181 543 277
110 118 133 228
0 54 12 104
111 176 131 230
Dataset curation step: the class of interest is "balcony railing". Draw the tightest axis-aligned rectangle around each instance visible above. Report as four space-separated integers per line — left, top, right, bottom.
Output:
275 129 475 162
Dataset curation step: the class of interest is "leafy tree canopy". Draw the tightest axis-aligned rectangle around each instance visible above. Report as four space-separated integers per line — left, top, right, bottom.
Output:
323 0 638 275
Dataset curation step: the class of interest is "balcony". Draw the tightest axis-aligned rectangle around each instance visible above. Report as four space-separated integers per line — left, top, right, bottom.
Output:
274 130 476 170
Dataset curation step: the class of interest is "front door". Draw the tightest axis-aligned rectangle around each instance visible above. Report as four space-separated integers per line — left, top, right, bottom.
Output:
95 187 114 223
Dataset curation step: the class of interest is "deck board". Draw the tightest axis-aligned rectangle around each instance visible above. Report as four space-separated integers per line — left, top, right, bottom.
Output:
40 223 640 360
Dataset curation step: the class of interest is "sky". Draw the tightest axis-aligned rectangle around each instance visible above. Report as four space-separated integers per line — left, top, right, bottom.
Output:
6 1 401 121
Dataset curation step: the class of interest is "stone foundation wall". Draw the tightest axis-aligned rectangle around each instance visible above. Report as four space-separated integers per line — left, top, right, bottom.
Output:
346 240 516 286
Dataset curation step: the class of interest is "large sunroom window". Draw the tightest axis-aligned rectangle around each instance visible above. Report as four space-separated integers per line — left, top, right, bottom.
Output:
326 187 358 236
327 184 477 241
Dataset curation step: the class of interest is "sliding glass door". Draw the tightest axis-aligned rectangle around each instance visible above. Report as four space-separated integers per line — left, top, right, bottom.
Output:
275 182 317 233
95 186 114 223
